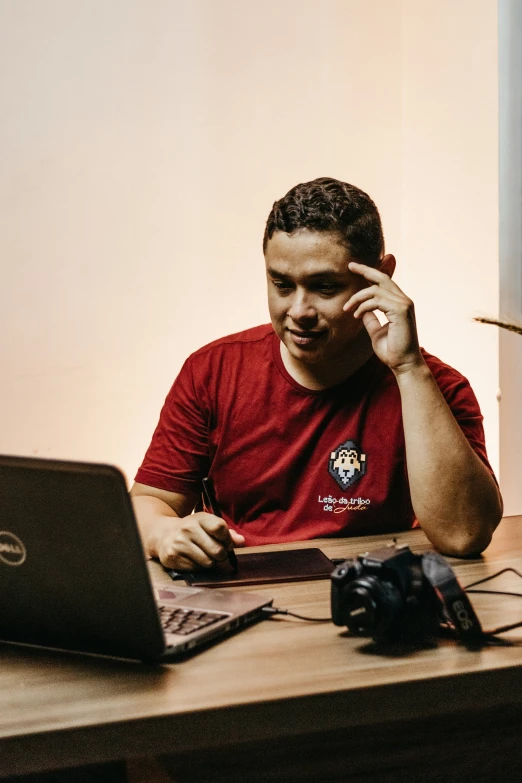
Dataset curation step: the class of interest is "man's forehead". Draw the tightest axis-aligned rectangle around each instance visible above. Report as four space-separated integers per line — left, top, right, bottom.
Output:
264 230 355 278
265 229 348 257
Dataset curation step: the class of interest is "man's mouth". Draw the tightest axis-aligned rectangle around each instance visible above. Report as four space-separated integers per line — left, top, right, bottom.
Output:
287 329 327 346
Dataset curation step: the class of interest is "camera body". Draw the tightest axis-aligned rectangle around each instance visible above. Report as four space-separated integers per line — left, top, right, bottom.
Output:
331 544 483 647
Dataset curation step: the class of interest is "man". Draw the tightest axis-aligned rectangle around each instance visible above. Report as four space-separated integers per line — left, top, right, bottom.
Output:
131 177 503 570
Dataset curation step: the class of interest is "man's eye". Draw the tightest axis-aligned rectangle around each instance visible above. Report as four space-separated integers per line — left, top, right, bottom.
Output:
272 280 292 292
317 285 338 295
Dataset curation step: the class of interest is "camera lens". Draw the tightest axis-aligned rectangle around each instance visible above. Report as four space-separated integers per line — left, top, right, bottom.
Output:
344 576 404 639
345 586 377 634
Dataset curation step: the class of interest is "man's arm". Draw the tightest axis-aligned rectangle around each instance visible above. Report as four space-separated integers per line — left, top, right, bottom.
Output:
393 364 502 555
345 258 503 556
130 483 245 570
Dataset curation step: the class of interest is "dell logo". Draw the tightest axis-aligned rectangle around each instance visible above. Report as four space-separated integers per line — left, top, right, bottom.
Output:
0 531 27 566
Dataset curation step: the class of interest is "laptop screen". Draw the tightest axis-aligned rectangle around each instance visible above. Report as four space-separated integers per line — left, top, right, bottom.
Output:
0 455 166 661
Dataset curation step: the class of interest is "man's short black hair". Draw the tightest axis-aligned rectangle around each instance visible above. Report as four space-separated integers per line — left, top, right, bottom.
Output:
263 177 384 266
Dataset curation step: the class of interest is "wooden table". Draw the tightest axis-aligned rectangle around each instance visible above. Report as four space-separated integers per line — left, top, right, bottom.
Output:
2 518 522 782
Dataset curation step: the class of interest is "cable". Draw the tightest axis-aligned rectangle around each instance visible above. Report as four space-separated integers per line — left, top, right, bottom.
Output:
463 567 522 590
485 620 522 636
261 567 522 632
466 589 522 599
461 567 522 638
262 606 332 622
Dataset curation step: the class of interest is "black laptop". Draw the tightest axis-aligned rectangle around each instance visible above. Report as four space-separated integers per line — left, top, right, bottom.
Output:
0 455 272 662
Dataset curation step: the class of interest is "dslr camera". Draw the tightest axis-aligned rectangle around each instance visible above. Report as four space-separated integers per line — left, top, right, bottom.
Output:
331 544 483 648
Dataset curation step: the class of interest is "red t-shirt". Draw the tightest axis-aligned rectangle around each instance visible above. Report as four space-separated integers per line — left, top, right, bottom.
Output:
135 324 493 545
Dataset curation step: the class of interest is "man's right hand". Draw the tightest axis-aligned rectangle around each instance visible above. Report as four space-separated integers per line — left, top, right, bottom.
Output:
153 512 245 571
130 484 245 571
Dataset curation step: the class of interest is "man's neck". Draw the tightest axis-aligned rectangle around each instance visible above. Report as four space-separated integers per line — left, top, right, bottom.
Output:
280 332 375 391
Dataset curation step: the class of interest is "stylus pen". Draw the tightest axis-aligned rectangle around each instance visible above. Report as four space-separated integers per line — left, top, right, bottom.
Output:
202 477 238 573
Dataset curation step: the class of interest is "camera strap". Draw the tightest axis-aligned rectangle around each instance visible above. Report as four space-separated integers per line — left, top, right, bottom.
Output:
421 552 484 648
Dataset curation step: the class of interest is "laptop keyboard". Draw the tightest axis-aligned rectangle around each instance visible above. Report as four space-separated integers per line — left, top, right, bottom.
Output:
158 605 229 636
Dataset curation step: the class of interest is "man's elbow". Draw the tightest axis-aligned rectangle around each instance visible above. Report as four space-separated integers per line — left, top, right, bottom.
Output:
442 528 493 558
440 501 503 557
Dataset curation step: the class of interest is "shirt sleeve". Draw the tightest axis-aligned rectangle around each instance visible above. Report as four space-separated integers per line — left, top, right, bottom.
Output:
134 356 210 495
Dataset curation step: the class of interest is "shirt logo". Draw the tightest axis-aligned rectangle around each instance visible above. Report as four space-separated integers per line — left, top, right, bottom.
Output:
328 439 367 490
0 531 27 566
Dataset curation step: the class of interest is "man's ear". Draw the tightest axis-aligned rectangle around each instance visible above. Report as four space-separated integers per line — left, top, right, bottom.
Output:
378 254 396 279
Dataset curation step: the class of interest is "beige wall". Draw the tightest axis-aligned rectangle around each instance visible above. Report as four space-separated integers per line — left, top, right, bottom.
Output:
0 0 402 481
0 1 506 507
400 0 500 478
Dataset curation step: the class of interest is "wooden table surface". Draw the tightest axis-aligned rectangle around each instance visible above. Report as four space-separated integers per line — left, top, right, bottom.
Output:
2 517 522 779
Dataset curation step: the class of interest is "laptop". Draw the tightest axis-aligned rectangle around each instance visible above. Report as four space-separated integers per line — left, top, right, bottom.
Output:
0 455 273 662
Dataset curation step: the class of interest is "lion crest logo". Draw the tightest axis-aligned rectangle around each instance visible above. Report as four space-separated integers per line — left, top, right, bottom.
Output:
328 439 367 490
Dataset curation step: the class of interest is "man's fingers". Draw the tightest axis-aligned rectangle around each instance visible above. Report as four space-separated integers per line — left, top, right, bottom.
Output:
190 524 232 562
347 261 404 301
198 513 235 545
344 285 381 312
167 553 204 571
156 513 242 571
343 285 387 313
199 517 246 549
230 530 246 546
361 311 386 340
344 279 412 317
348 261 393 285
159 540 216 570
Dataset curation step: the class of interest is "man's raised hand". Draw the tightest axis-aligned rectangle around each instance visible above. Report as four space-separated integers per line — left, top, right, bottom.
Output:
343 258 424 376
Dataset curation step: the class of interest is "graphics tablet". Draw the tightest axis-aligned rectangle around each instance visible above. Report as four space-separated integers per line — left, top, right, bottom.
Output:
181 547 334 587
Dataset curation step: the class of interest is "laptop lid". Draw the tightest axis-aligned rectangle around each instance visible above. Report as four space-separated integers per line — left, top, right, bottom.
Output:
0 455 168 661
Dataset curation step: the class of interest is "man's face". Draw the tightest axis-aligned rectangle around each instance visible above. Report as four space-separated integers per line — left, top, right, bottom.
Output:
264 230 368 369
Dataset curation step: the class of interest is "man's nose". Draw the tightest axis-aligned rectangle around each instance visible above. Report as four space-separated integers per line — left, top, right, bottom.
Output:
287 290 317 322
